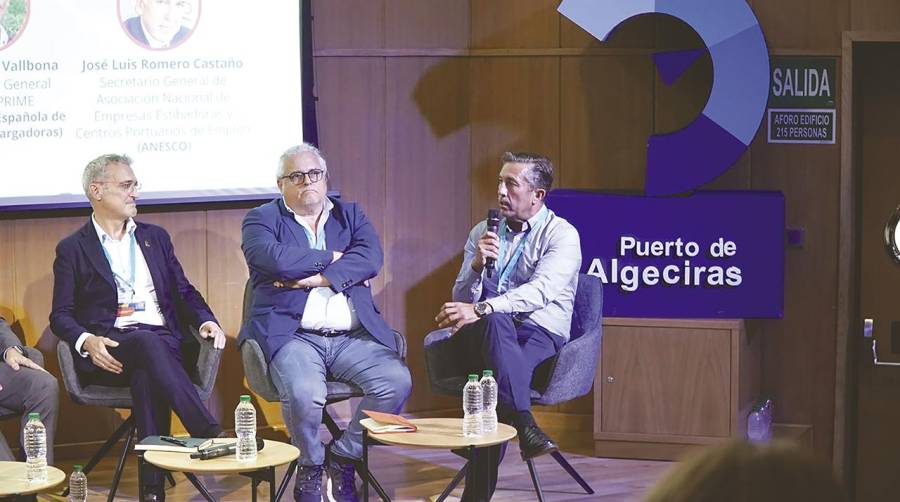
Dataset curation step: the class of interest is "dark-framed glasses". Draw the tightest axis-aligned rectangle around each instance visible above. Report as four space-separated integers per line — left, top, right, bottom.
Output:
96 180 141 194
280 169 325 185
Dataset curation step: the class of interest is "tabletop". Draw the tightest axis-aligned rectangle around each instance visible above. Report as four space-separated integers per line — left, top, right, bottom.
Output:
0 461 66 496
362 418 516 449
143 439 299 474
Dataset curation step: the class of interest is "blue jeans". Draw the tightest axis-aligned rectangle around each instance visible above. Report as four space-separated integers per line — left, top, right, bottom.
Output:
269 329 411 466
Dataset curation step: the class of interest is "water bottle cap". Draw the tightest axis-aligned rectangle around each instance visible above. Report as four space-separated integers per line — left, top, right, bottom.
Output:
28 412 40 420
73 464 83 472
467 374 479 381
482 369 493 377
240 395 251 402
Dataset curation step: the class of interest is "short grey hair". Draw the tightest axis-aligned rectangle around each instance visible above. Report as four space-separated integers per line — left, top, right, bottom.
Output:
502 151 553 191
82 154 132 196
278 143 327 178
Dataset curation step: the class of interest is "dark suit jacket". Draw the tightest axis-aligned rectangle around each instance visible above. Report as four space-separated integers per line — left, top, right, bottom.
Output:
49 220 217 372
239 197 395 362
123 16 190 48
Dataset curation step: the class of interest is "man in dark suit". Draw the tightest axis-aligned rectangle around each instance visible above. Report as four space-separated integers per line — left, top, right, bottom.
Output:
50 153 226 501
240 144 411 502
0 316 58 464
123 0 193 49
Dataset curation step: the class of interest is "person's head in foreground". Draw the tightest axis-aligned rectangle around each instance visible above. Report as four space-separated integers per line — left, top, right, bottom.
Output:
643 440 847 502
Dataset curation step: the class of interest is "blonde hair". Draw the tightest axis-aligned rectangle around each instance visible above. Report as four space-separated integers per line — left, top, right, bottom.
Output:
643 441 847 502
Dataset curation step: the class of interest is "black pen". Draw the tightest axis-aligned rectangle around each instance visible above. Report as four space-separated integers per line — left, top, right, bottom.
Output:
160 436 188 446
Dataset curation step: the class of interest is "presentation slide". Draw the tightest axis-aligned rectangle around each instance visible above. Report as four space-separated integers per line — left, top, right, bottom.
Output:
0 0 303 210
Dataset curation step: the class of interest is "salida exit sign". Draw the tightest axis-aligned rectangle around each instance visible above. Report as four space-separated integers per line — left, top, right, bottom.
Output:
767 57 836 144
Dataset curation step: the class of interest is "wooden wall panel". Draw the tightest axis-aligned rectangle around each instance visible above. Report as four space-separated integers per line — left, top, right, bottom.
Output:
750 0 848 51
851 0 900 31
314 57 388 306
561 14 656 49
386 0 470 49
311 0 384 50
471 0 560 49
470 57 561 220
384 57 471 412
750 140 841 456
560 56 653 191
204 209 251 430
0 221 15 324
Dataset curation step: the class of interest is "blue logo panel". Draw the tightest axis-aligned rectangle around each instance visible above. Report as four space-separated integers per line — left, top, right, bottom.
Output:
558 0 770 195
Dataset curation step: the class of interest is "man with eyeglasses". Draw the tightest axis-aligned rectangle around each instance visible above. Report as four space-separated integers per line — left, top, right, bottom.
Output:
49 153 227 502
123 0 195 50
240 144 411 502
433 152 581 501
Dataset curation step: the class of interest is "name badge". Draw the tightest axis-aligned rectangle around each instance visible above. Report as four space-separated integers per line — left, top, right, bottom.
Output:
116 302 146 317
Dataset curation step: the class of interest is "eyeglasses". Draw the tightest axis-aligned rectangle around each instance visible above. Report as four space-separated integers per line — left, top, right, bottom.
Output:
280 169 325 185
96 180 141 194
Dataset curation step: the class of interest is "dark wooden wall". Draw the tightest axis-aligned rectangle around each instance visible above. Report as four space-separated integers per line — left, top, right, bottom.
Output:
3 0 900 462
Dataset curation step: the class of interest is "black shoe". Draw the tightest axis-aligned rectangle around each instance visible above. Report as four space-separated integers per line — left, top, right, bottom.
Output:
517 423 558 460
294 465 324 502
325 446 360 502
142 484 165 502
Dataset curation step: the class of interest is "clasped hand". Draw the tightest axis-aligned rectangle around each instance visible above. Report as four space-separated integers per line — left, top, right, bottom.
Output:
435 302 478 333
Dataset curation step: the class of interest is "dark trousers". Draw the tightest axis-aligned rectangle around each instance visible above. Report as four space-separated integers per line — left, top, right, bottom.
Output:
83 325 220 485
439 313 563 501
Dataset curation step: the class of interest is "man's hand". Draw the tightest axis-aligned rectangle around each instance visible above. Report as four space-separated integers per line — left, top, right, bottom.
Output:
274 274 331 289
3 347 48 373
435 302 480 332
471 231 500 274
199 322 227 350
83 335 123 374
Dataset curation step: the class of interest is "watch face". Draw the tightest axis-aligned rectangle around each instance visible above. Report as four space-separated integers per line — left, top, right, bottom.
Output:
475 303 486 316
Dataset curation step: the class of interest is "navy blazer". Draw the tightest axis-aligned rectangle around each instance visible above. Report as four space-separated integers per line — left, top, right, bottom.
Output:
50 220 217 372
239 197 395 362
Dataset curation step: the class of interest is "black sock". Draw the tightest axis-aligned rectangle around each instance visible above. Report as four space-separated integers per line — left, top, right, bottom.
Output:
514 410 535 430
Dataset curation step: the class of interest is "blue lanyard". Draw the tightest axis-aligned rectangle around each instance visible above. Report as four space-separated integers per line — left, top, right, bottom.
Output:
496 209 548 293
100 232 137 299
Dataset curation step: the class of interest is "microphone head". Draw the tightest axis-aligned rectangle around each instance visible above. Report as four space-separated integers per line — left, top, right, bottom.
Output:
486 208 500 231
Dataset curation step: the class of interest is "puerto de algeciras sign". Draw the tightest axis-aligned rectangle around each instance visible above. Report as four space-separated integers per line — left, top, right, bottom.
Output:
553 0 783 319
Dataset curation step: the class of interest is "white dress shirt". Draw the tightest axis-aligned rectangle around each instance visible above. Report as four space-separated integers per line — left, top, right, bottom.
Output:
284 197 360 331
75 216 216 356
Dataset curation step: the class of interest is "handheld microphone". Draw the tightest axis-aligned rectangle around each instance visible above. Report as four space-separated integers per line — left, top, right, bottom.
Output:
191 437 265 460
485 208 501 277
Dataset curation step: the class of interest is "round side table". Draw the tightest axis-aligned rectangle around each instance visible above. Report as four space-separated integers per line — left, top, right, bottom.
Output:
0 461 66 498
139 439 299 502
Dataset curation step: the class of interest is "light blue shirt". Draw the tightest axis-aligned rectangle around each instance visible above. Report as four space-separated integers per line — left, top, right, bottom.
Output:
453 205 581 341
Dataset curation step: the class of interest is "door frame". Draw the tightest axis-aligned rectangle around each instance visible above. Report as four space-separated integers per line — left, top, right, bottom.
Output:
835 30 900 484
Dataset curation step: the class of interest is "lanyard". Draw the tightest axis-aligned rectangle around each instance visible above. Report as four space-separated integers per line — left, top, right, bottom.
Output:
496 209 548 293
100 232 137 300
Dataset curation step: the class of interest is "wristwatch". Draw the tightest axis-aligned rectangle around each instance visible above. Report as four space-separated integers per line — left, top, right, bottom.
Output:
474 302 492 317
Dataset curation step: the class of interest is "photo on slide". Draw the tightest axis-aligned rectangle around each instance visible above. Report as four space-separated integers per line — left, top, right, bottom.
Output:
118 0 200 50
0 0 29 50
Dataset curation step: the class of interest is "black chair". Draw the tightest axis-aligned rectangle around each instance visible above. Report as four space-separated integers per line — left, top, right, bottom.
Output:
56 326 222 502
239 279 405 501
423 273 603 501
0 346 46 460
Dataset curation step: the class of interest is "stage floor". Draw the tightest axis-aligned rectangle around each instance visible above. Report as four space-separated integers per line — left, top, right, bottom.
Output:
33 436 671 501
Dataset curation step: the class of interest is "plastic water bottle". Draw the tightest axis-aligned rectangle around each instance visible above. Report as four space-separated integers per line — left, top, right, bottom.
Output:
747 400 768 443
24 412 47 482
68 464 87 502
462 374 483 437
761 398 774 441
480 370 498 434
235 395 257 462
